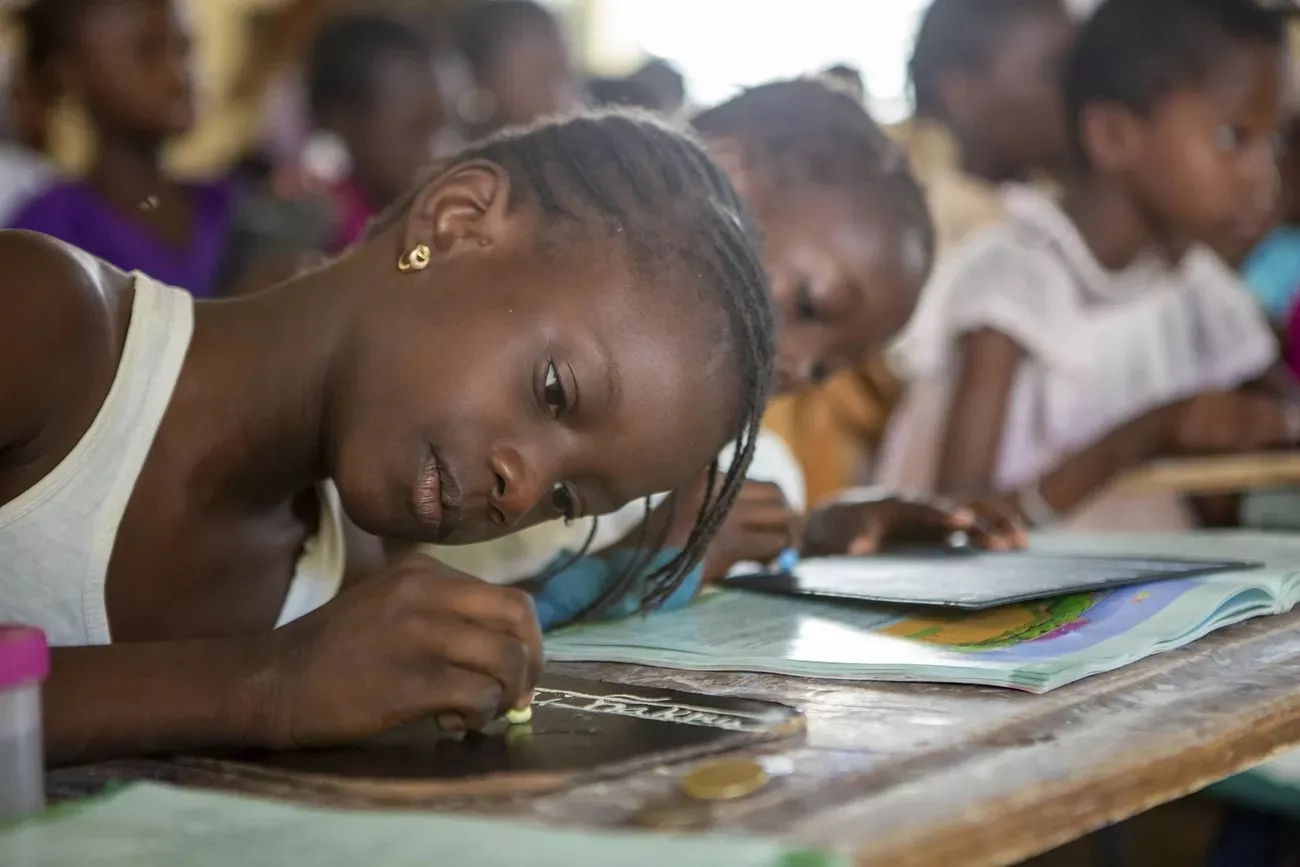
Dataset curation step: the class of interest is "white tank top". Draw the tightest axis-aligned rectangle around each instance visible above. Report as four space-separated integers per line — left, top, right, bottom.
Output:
0 273 346 647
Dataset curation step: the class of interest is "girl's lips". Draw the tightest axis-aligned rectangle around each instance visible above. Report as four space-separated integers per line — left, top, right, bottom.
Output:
412 450 444 530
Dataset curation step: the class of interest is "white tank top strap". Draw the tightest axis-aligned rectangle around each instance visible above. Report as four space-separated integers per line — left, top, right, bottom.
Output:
0 272 347 646
275 481 347 627
0 274 193 645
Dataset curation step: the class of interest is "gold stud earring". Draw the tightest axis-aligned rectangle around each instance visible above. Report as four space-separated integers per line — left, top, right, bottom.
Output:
397 243 431 272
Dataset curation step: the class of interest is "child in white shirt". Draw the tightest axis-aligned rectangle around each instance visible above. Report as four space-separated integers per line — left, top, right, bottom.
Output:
879 0 1297 531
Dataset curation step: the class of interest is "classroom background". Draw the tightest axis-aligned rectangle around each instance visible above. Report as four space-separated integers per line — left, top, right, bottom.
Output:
9 0 1300 864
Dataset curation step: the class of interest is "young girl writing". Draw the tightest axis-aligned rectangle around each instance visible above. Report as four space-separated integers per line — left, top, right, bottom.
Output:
879 0 1293 530
427 79 1023 615
8 0 235 298
0 110 778 763
307 13 446 254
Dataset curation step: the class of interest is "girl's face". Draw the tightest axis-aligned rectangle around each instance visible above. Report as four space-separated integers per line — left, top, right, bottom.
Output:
326 167 739 545
63 0 193 139
759 188 929 393
1111 41 1283 256
947 5 1076 177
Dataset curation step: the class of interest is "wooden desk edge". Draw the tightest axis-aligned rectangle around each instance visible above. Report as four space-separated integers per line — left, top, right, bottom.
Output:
827 699 1300 867
559 613 1300 867
775 636 1300 865
1119 453 1300 495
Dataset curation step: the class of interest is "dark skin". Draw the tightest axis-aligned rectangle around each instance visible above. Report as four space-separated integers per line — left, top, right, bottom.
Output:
1 159 744 765
324 52 447 214
675 146 1024 580
937 41 1293 518
760 189 927 394
700 481 1024 583
933 0 1076 182
54 0 198 250
473 19 579 135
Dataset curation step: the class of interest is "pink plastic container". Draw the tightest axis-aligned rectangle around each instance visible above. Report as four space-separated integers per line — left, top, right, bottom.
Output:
0 626 48 821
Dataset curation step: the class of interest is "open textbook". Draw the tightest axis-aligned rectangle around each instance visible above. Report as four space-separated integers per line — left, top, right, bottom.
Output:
545 532 1300 693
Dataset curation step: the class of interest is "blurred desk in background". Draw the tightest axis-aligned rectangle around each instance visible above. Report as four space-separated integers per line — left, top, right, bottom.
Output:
1119 452 1300 496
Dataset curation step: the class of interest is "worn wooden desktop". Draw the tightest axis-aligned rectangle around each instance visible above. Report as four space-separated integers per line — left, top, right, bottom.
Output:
482 607 1300 867
46 610 1300 866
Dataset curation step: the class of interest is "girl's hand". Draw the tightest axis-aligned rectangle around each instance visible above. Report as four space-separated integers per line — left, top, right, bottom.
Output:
265 553 542 748
803 495 1027 557
701 481 802 582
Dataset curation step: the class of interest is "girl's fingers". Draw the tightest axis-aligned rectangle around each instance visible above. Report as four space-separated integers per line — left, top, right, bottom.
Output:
847 534 881 556
965 501 1028 550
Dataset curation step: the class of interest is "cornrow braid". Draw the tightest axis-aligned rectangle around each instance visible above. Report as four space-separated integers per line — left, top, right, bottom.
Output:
691 77 936 275
370 109 777 623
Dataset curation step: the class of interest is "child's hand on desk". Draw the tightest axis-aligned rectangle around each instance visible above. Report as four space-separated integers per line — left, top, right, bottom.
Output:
701 481 802 582
263 553 541 748
1172 392 1297 454
803 496 1027 557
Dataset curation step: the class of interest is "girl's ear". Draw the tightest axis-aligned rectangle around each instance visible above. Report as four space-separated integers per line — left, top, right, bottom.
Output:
1078 102 1144 174
402 158 514 259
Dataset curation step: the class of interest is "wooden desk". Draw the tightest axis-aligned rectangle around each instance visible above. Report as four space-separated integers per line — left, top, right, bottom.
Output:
1119 452 1300 495
45 611 1300 866
488 610 1300 867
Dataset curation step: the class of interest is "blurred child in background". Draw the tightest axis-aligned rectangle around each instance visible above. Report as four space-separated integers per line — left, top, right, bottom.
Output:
879 0 1294 531
1242 118 1300 323
0 41 55 224
589 59 686 117
8 0 235 298
901 0 1076 249
765 0 1078 506
457 0 580 138
307 13 445 253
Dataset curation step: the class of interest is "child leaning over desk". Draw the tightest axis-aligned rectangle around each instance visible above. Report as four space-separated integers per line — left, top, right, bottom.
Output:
764 0 1079 505
424 79 1027 628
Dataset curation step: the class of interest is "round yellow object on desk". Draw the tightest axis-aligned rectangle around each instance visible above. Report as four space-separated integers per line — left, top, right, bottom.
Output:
505 706 533 725
681 758 769 801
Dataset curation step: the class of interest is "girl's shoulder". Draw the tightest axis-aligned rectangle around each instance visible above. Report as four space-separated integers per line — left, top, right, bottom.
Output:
0 232 129 461
928 217 1084 327
892 219 1086 380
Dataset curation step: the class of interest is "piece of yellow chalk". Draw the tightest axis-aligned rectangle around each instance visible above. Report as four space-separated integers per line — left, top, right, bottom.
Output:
505 705 533 725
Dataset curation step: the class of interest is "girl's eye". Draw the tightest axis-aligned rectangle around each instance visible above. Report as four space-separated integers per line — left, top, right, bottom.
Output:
794 279 818 322
551 482 577 522
544 360 567 419
1215 125 1244 153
